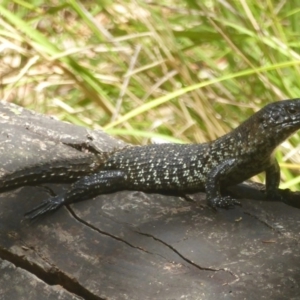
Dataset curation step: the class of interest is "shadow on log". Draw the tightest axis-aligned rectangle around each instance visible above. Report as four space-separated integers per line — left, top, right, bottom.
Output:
0 101 300 299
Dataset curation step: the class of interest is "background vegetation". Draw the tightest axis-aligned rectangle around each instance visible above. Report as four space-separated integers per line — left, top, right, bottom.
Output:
0 0 300 188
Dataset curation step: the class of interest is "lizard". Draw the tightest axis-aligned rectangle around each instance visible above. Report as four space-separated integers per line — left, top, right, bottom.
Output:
2 99 300 219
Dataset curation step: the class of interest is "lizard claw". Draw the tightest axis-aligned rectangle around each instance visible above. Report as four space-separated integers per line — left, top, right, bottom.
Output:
25 195 64 220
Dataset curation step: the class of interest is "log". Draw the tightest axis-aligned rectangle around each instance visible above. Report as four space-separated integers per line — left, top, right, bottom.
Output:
0 101 300 299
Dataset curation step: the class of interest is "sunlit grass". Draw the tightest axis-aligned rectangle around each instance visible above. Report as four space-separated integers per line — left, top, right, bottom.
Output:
0 0 300 189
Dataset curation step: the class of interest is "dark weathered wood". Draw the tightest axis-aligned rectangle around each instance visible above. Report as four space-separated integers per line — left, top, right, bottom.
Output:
0 101 300 299
0 101 124 177
0 258 81 300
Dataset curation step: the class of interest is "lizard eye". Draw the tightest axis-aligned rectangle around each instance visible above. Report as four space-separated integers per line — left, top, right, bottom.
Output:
287 106 296 114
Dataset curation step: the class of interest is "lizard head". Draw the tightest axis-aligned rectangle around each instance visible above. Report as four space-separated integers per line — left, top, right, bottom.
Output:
229 99 300 156
259 99 300 136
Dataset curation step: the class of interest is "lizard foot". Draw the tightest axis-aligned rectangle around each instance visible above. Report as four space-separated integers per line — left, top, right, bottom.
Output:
25 195 64 220
208 196 241 209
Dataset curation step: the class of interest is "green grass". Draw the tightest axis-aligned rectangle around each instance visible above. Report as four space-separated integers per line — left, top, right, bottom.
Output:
1 0 300 189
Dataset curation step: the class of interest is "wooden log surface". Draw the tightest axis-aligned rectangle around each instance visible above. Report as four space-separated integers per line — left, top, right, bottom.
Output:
0 101 300 300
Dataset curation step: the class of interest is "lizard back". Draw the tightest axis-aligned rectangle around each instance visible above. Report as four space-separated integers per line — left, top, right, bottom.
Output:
102 143 215 192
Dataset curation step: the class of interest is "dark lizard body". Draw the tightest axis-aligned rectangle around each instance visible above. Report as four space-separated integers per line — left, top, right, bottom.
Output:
2 99 300 219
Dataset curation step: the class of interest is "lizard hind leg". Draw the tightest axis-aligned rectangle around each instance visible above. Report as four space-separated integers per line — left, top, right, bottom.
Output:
25 195 64 220
25 170 127 220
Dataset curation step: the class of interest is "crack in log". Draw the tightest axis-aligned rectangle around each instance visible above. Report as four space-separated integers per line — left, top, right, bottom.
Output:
68 208 188 264
243 211 283 234
97 210 203 264
25 122 125 160
67 206 154 255
181 194 197 203
23 123 100 157
0 246 106 300
59 204 239 279
135 230 238 280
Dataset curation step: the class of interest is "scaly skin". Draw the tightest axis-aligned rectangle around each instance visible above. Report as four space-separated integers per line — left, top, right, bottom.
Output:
2 99 300 219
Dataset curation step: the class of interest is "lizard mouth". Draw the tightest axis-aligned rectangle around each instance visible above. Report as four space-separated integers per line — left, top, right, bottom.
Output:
277 118 300 129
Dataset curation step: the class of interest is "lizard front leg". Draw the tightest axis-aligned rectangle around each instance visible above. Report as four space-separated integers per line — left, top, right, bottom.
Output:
25 170 126 219
205 158 241 208
265 158 282 201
